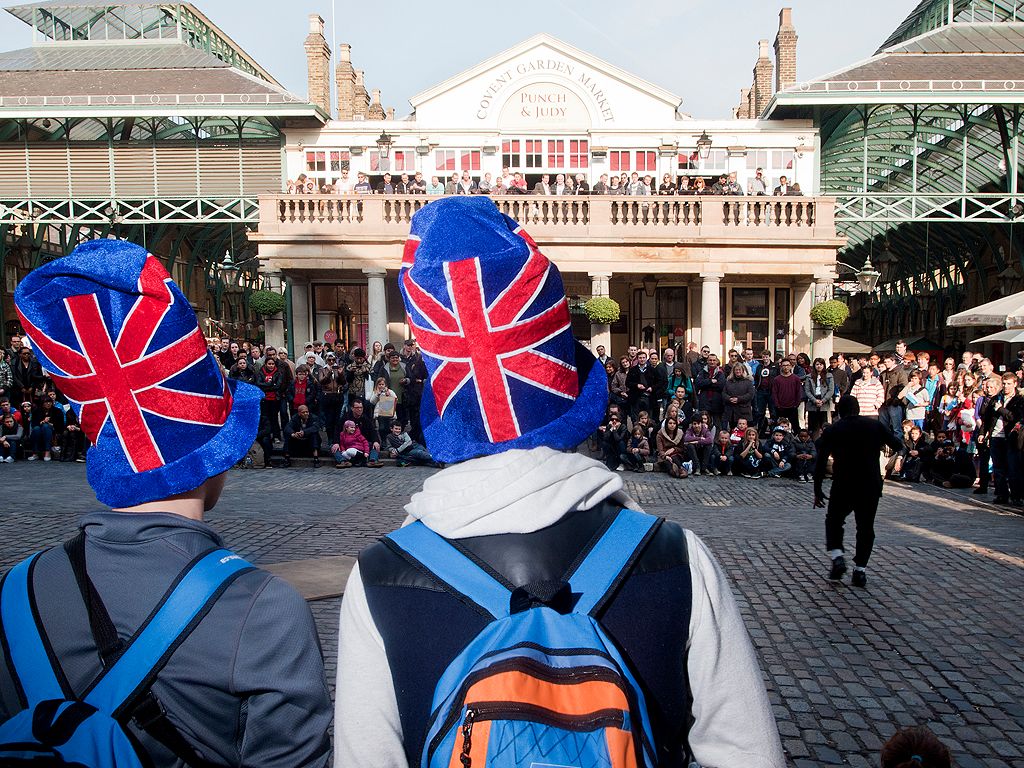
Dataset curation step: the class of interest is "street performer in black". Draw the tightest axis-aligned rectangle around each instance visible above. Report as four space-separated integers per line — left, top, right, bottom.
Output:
814 395 903 588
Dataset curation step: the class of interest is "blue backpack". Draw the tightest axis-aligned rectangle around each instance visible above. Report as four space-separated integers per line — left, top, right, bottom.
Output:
0 535 254 767
386 508 662 768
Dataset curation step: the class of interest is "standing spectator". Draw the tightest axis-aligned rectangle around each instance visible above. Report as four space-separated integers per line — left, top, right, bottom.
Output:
320 355 346 445
723 363 755 428
532 174 552 195
339 399 384 467
791 428 817 482
609 357 630 410
754 349 776 432
426 176 444 195
256 356 283 440
400 340 427 442
286 364 321 418
369 376 398 437
345 347 372 407
899 370 930 429
377 350 406 427
282 403 323 468
0 413 22 462
683 413 714 474
879 354 909 440
769 359 803 430
219 340 241 370
803 357 834 437
625 349 654 419
974 376 1000 497
0 353 13 402
592 173 609 194
828 355 850 398
850 366 885 418
409 171 427 194
10 346 40 406
695 354 726 430
986 373 1024 506
748 168 768 196
648 350 668 423
228 356 258 385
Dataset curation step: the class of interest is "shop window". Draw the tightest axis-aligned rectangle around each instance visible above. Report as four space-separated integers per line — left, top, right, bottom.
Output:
524 139 543 168
632 287 688 352
313 284 369 351
609 150 630 172
502 139 521 169
568 139 589 169
732 288 770 353
370 149 413 172
774 287 790 357
547 140 565 168
635 151 657 172
304 149 351 187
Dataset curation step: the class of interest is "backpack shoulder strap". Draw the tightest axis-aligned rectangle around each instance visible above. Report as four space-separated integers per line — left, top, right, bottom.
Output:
569 509 661 617
386 522 511 619
82 549 254 717
0 553 67 705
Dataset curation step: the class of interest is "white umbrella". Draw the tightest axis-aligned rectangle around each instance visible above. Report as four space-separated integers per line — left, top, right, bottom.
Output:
947 290 1024 329
971 328 1024 344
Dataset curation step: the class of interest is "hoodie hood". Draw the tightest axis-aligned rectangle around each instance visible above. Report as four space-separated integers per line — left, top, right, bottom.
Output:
404 446 639 539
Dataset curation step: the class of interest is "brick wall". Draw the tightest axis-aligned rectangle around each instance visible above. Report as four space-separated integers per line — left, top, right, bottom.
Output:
336 44 356 121
774 7 798 92
304 14 331 116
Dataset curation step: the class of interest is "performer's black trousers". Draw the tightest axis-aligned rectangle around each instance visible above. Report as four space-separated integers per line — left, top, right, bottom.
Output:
825 493 881 568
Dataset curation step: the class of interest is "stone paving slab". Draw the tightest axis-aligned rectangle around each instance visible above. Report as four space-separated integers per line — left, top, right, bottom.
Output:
263 555 354 600
0 461 1021 767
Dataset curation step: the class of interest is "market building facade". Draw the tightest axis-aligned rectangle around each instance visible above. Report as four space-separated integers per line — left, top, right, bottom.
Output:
254 21 846 359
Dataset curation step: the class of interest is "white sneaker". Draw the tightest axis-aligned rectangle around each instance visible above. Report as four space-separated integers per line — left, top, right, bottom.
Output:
43 456 51 462
3 456 12 463
26 455 37 461
616 464 625 471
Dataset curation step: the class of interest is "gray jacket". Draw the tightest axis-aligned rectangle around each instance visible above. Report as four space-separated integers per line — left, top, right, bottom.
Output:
0 512 332 767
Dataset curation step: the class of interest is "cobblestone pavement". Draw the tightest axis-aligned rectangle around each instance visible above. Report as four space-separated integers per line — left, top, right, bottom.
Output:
1 461 1021 767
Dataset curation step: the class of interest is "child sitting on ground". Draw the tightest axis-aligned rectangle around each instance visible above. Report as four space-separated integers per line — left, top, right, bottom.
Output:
729 418 748 445
710 429 734 476
791 428 817 482
761 427 793 478
331 420 369 468
385 422 437 467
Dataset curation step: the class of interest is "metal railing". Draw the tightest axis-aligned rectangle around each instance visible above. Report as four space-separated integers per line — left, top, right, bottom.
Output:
833 192 1017 223
788 79 1024 94
0 93 307 108
0 197 259 224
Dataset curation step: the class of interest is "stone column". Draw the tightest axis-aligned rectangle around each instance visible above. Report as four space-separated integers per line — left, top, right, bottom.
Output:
262 270 285 350
588 271 612 354
364 268 388 347
700 272 724 356
793 281 814 354
290 278 312 352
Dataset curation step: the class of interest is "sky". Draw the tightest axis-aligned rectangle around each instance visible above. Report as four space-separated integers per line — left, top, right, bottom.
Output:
0 0 918 118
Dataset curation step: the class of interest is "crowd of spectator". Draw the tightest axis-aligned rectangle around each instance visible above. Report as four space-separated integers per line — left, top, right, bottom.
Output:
3 329 1021 503
0 333 439 471
287 166 803 197
595 339 1024 507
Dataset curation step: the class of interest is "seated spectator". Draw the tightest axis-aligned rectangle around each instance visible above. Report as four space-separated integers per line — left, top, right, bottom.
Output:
369 376 398 436
761 427 793 478
709 429 734 476
331 420 370 467
282 404 322 467
59 406 86 463
929 432 975 488
892 424 930 482
384 422 436 467
655 415 686 478
729 418 748 445
0 413 22 462
634 410 655 444
734 426 764 477
0 397 19 425
791 428 817 482
621 424 650 472
683 413 713 474
339 398 384 467
599 410 629 470
881 725 951 768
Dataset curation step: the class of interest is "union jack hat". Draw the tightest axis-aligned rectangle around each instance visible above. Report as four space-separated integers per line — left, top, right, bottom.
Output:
400 196 606 463
14 240 261 506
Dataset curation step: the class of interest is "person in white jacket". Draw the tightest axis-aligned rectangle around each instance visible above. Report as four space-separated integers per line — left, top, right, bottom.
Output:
335 196 785 768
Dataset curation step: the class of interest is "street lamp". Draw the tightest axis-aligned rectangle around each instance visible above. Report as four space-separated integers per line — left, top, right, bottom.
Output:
219 250 240 291
695 131 712 160
997 263 1022 296
642 274 659 297
835 257 881 294
375 130 394 159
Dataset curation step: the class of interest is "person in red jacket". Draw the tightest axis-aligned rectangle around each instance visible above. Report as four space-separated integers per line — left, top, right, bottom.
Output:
770 359 804 430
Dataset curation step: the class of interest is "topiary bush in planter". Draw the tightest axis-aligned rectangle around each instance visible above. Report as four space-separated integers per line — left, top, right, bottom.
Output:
248 290 286 317
584 296 620 324
809 299 850 330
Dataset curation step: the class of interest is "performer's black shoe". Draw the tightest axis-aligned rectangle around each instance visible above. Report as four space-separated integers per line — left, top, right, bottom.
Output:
828 556 847 581
851 570 867 588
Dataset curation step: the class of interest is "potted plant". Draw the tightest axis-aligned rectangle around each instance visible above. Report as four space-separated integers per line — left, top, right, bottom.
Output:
809 299 849 330
248 290 286 317
583 296 620 324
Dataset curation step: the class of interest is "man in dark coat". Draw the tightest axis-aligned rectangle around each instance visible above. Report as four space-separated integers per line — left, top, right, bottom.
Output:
814 395 903 588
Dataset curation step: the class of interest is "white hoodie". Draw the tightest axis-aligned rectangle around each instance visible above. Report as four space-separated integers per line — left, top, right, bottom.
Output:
335 446 785 768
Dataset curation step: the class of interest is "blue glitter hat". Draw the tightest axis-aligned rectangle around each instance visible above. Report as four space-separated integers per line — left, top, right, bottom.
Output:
399 196 606 463
14 240 260 506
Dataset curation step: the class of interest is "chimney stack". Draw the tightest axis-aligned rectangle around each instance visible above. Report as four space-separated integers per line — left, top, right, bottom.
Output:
354 69 369 119
737 87 751 119
368 88 386 120
386 107 395 120
752 39 773 117
303 14 331 115
774 7 798 92
335 43 356 120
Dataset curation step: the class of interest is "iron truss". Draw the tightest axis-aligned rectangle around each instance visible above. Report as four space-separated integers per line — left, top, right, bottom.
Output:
0 197 259 225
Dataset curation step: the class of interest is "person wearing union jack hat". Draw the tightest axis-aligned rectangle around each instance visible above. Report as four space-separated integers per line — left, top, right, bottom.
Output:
1 240 332 766
335 197 785 767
